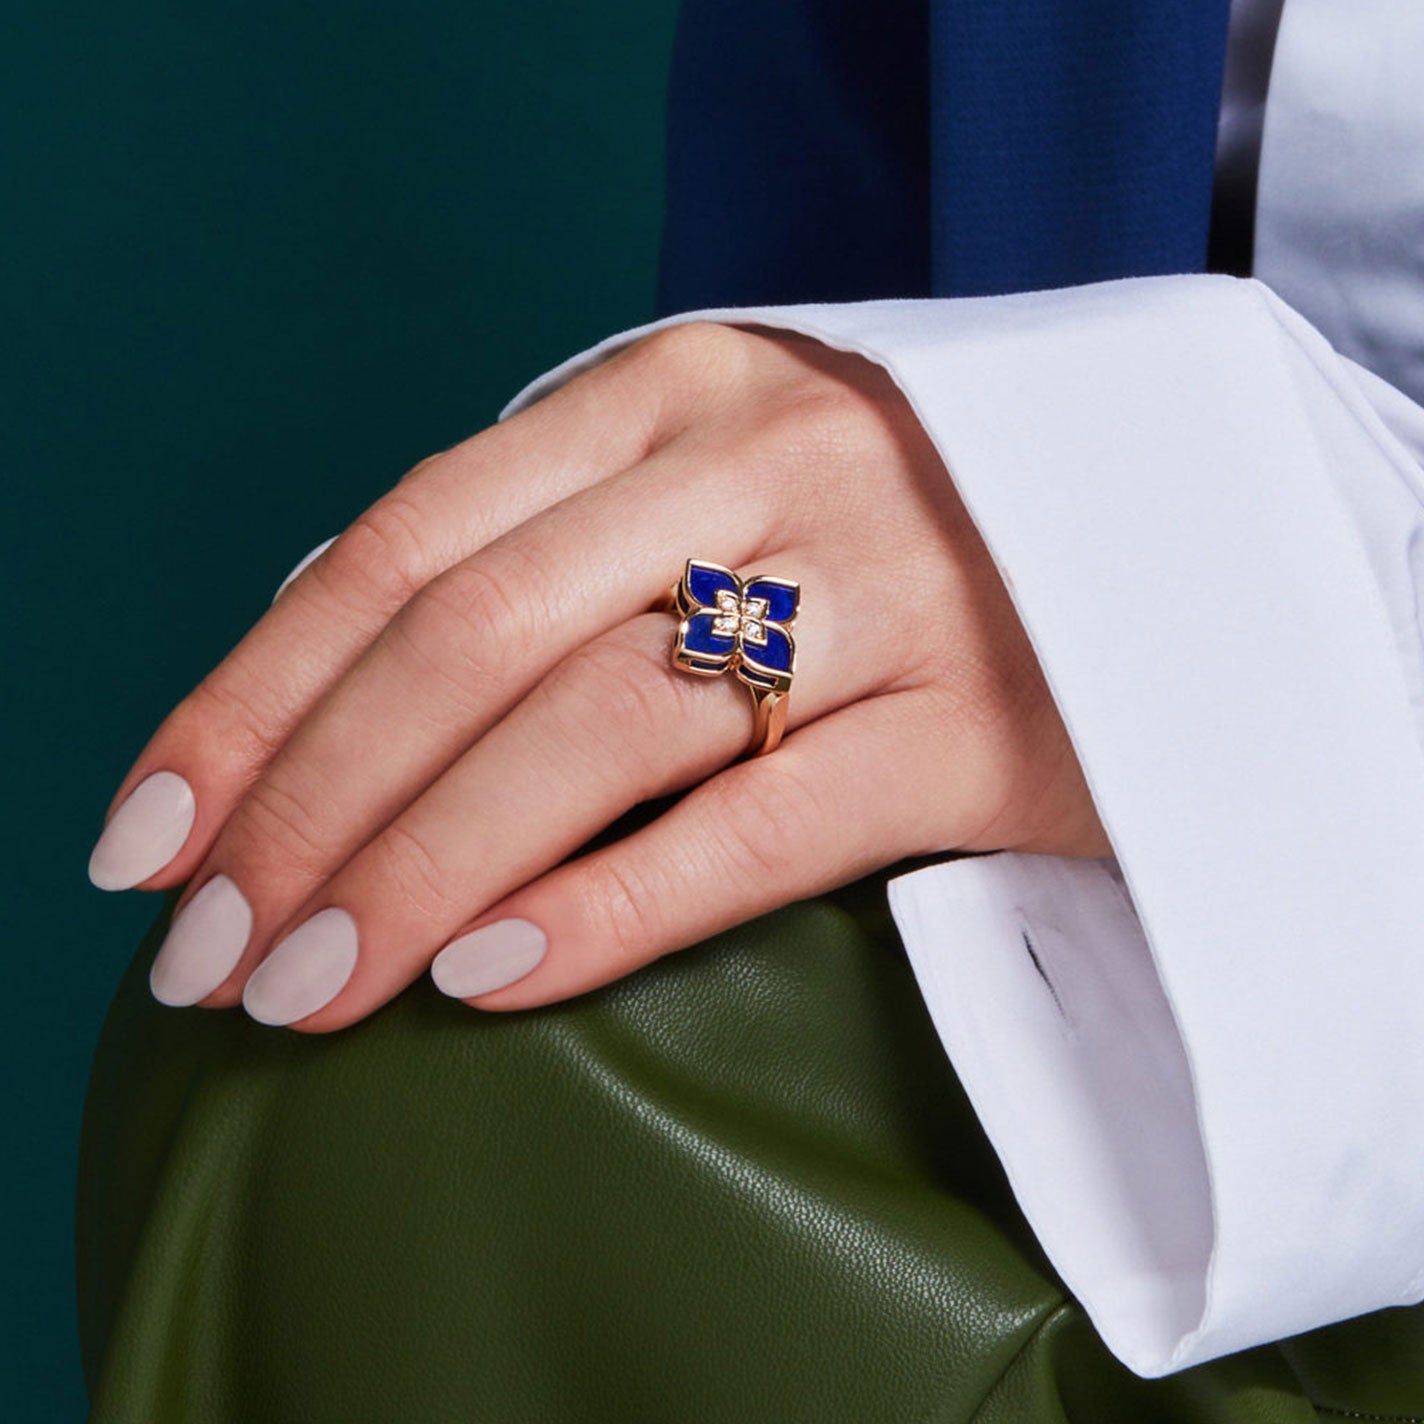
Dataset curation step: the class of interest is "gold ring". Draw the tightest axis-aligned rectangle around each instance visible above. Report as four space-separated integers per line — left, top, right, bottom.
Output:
664 558 799 757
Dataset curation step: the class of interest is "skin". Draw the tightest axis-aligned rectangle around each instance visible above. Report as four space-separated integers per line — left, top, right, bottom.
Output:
99 321 1110 1030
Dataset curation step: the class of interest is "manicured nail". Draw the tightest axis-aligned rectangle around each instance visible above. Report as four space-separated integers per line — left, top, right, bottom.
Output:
272 534 336 603
149 875 253 1007
88 771 197 891
242 907 358 1027
431 918 547 1000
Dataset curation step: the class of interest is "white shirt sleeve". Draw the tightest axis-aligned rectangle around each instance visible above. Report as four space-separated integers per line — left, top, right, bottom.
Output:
497 274 1424 1377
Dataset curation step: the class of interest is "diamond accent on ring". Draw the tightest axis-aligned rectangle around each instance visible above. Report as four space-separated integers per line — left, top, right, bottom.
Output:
709 589 772 647
669 559 800 756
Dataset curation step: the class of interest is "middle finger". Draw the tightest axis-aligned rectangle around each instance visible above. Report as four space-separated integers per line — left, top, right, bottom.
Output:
152 432 783 1008
239 545 893 1031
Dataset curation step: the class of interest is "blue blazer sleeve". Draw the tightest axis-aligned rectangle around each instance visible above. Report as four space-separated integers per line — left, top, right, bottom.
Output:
658 0 1230 312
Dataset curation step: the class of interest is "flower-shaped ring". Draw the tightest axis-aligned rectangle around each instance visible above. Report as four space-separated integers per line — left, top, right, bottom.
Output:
665 558 799 757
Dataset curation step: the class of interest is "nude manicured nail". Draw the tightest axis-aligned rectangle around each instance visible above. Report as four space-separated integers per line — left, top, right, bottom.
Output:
272 534 336 603
242 907 358 1027
88 771 197 891
432 919 547 1000
150 875 253 1007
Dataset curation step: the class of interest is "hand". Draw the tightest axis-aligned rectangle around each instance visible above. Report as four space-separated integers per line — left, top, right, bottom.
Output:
89 321 1109 1030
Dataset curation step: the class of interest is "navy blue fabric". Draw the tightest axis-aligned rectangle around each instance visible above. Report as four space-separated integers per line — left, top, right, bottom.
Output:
929 1 1231 295
657 0 1232 312
656 0 931 312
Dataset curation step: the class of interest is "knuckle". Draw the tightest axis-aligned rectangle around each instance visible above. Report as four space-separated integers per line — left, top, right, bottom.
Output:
628 320 754 394
594 321 769 443
388 548 544 697
546 634 683 788
638 318 741 363
368 822 464 926
712 757 832 885
378 613 487 724
227 775 332 883
317 495 435 611
583 855 665 969
184 675 286 768
424 547 540 647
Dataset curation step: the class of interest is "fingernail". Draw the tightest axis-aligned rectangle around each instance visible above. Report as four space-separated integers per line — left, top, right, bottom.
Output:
150 875 253 1007
431 918 547 1000
272 534 336 604
88 771 197 891
242 907 358 1027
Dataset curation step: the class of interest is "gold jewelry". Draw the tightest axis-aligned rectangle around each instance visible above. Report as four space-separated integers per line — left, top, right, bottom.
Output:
665 559 799 757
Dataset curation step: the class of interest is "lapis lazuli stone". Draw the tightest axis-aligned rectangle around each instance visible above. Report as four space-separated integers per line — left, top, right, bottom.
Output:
741 623 792 673
686 562 739 608
682 610 736 657
745 578 798 625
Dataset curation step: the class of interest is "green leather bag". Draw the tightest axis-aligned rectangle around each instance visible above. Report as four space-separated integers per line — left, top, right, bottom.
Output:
77 873 1424 1422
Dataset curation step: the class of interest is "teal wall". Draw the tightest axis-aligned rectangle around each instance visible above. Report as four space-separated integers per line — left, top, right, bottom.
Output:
3 3 678 1414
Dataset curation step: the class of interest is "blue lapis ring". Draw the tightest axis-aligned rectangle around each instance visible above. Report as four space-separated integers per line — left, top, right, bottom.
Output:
665 558 799 757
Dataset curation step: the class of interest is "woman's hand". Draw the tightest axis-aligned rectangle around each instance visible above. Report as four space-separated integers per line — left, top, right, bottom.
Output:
88 322 1109 1030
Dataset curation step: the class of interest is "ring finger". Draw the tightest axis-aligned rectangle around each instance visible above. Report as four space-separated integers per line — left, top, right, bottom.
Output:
152 434 783 1009
234 555 895 1032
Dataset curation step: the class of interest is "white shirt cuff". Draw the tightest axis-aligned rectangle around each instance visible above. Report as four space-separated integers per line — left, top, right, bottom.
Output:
501 274 1424 1376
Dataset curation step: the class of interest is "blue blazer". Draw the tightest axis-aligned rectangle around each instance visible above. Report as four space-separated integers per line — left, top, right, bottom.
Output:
657 0 1232 313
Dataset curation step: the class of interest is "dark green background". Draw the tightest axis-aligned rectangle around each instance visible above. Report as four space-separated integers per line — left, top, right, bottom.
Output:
4 3 678 1414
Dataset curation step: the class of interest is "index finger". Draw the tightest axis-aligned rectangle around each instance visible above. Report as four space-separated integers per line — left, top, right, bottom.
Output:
86 331 690 893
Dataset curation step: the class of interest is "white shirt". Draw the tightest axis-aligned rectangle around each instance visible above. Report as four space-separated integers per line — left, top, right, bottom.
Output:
494 1 1424 1379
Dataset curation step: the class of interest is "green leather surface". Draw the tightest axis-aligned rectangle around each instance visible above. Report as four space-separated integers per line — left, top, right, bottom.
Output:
78 873 1424 1422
